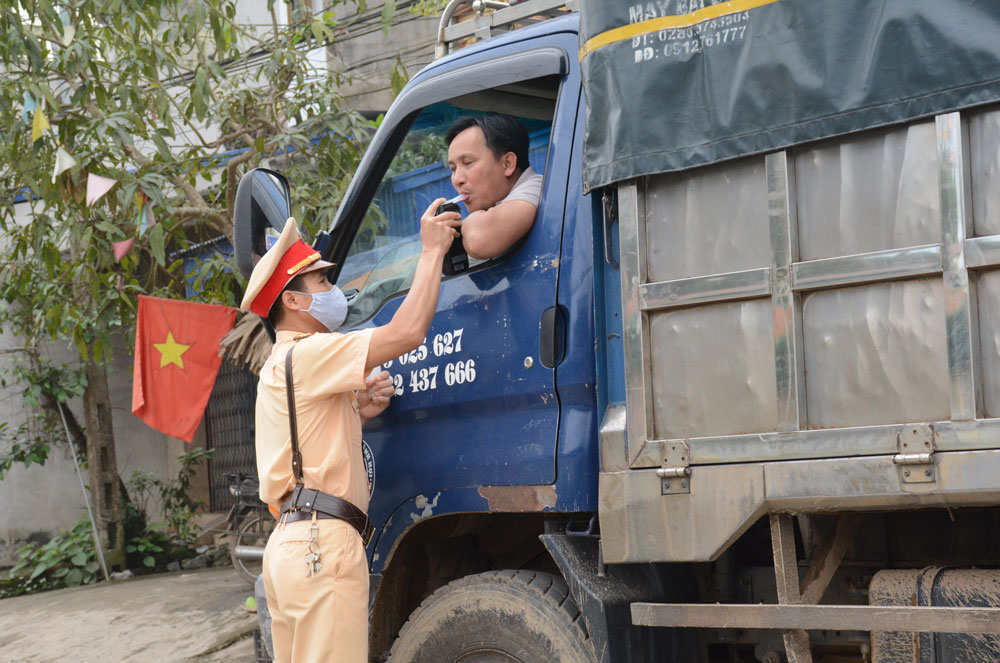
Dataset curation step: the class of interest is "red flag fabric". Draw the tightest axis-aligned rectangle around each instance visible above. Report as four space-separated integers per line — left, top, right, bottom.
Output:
132 295 237 442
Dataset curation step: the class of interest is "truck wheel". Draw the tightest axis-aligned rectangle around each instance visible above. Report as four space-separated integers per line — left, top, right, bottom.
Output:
387 570 598 663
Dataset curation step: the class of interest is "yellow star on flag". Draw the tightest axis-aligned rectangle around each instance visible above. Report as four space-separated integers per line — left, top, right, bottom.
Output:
153 332 190 369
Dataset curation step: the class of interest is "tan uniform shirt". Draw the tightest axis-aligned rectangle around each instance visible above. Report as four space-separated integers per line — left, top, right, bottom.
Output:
255 328 375 511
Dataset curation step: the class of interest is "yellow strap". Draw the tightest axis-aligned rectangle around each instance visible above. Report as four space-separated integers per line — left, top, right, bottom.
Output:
579 0 780 60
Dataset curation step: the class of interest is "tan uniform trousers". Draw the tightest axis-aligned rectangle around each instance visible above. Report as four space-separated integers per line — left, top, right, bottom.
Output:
263 516 369 663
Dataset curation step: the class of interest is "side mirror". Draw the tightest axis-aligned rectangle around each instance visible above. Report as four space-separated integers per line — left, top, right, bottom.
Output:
233 168 292 279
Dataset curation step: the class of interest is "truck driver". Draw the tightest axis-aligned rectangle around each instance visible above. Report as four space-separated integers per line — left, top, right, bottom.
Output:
445 114 544 259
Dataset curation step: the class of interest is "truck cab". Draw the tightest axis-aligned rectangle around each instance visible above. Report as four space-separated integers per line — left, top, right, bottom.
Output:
242 8 613 661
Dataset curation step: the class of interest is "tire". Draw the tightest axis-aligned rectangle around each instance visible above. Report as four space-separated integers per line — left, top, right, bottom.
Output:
387 570 598 663
231 515 274 584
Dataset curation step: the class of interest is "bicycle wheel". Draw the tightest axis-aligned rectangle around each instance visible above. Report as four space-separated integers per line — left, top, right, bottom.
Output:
231 515 274 584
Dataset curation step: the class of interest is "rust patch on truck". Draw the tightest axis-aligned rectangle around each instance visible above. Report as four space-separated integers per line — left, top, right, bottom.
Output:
478 484 557 511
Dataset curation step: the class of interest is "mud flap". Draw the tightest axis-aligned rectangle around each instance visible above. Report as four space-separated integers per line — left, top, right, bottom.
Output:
539 533 703 663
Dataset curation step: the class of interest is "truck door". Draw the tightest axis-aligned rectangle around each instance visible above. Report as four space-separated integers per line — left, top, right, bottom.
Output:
327 38 580 538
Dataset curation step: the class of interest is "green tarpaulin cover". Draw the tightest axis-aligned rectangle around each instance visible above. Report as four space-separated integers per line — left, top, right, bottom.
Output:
579 0 1000 191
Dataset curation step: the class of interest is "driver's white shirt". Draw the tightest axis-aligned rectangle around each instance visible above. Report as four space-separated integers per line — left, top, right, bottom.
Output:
497 167 543 207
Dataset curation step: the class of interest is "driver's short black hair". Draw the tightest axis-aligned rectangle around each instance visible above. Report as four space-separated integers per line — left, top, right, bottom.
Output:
446 114 530 173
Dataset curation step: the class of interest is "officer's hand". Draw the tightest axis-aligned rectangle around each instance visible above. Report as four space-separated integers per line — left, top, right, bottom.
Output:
359 370 394 420
421 199 461 255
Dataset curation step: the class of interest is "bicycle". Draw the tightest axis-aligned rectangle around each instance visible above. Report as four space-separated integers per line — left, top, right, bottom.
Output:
220 472 275 584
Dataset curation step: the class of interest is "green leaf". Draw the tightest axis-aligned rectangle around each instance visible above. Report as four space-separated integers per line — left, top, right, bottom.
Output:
72 328 89 361
148 222 165 266
96 221 120 237
52 567 70 578
142 555 155 568
84 561 99 574
150 133 173 161
390 57 409 97
71 552 87 566
206 59 225 80
29 562 49 580
210 12 224 49
64 568 83 586
381 0 396 33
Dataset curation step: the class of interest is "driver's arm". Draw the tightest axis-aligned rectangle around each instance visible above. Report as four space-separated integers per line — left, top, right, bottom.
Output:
365 199 459 370
459 199 538 260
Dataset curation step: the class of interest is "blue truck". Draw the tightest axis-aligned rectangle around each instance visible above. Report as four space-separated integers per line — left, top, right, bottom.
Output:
236 1 1000 661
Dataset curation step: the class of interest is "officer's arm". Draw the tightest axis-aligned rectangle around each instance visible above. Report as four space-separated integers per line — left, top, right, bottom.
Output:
366 200 457 371
460 200 537 259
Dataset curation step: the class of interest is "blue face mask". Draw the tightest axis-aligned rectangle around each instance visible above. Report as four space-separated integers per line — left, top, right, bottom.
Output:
291 286 348 332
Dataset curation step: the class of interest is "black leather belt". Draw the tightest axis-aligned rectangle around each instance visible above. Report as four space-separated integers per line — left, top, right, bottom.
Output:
281 510 340 524
280 485 374 546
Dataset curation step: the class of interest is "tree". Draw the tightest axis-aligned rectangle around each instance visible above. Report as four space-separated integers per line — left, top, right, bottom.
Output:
0 0 372 567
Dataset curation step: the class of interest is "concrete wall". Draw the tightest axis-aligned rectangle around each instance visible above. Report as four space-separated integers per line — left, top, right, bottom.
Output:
0 320 210 566
0 333 210 566
0 196 209 566
233 0 438 113
0 327 88 565
329 7 438 111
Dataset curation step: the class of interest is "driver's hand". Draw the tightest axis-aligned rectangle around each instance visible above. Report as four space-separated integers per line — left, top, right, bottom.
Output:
421 199 461 254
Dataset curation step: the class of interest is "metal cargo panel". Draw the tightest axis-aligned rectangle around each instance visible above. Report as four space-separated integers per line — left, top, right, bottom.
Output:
649 300 777 440
802 280 950 429
795 122 940 261
978 270 1000 419
621 110 996 464
605 109 1000 563
970 107 1000 238
646 157 770 282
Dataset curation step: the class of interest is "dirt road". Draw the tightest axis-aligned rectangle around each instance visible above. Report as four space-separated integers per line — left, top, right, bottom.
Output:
0 567 257 663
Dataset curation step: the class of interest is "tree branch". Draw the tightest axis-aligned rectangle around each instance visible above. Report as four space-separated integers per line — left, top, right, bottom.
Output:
49 398 87 459
35 6 70 49
172 205 230 230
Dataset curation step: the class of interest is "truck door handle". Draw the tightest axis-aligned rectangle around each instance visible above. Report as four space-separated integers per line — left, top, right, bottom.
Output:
540 306 566 368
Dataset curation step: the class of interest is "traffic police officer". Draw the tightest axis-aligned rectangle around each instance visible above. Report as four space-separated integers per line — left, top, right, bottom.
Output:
240 203 459 662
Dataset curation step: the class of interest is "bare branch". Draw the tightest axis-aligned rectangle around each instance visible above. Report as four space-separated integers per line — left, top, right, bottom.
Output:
271 4 281 48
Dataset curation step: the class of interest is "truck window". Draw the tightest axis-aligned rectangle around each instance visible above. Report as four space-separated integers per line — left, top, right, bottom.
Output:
336 79 558 327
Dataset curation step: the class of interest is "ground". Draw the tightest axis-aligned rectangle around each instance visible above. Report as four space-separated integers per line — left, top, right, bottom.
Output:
0 567 258 663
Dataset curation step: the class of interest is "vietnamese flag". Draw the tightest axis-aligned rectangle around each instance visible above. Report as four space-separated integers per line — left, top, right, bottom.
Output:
132 295 237 442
